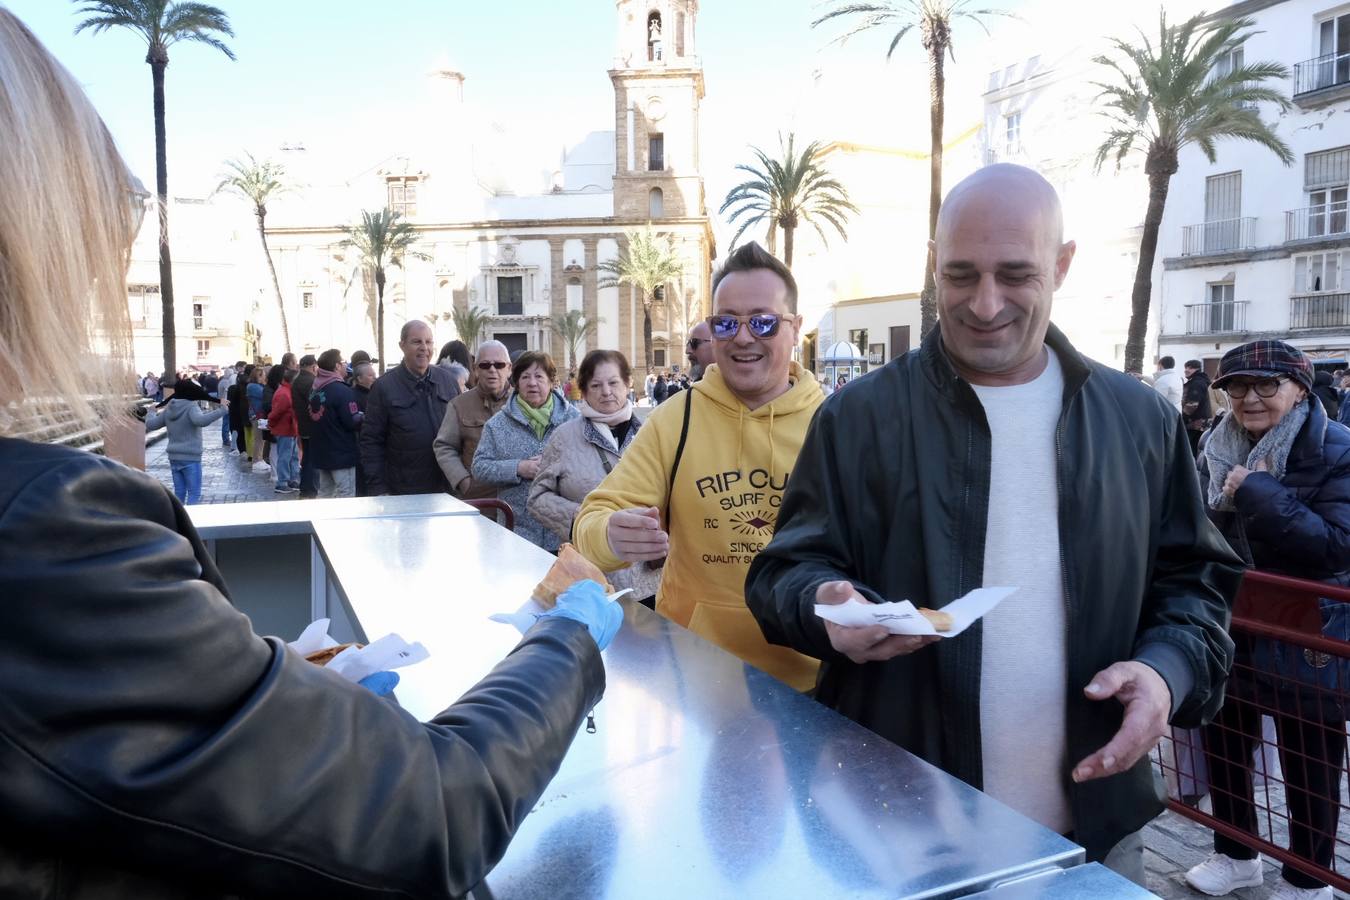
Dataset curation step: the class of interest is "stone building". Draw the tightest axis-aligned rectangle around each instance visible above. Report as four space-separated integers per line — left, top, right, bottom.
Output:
260 0 714 381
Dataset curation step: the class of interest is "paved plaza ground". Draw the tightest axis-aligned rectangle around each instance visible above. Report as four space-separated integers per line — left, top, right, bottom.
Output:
143 437 1346 899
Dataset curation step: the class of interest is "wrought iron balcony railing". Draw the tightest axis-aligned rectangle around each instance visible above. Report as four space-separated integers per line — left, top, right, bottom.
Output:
1290 292 1350 329
1181 217 1257 255
1286 203 1350 242
1184 300 1248 335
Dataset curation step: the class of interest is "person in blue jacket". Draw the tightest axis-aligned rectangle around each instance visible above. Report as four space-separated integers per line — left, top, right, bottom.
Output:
308 348 363 498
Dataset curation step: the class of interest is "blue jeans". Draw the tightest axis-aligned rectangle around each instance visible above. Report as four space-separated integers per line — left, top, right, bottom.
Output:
169 460 202 505
274 436 298 487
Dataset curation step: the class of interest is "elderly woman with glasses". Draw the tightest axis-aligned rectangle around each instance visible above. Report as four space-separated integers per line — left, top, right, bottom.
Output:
1186 340 1350 899
472 350 580 551
434 339 514 500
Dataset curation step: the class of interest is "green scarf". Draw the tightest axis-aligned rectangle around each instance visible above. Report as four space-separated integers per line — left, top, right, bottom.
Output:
516 392 555 440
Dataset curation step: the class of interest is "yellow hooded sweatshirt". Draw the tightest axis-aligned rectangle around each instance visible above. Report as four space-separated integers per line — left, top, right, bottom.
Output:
574 361 823 691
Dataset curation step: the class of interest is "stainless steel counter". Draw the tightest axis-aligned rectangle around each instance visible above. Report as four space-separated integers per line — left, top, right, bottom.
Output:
964 863 1156 898
188 493 475 540
313 515 1089 899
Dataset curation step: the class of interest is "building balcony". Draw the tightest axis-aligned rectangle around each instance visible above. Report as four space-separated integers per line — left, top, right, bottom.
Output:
1293 51 1350 107
1184 301 1248 335
1291 292 1350 329
1286 203 1350 242
1181 218 1257 256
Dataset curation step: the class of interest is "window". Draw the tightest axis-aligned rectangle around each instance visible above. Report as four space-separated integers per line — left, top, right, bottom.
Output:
1203 172 1242 251
192 301 205 330
497 276 523 315
302 290 315 310
1294 250 1350 293
127 284 159 327
1309 186 1349 236
196 339 210 360
1205 282 1238 332
648 133 664 171
647 11 663 62
649 187 664 218
387 177 418 217
654 348 666 367
1214 44 1244 80
1004 112 1021 156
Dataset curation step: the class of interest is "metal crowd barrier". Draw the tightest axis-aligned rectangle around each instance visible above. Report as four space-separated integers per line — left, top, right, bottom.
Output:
1154 570 1350 891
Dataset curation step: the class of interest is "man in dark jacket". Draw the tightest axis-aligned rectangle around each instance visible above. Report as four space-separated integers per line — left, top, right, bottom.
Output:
746 164 1242 878
1182 359 1213 457
308 349 363 498
292 354 320 498
361 320 457 495
352 361 376 495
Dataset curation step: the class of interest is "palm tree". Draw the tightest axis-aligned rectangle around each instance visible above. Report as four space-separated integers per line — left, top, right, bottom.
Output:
814 1 1009 337
214 154 291 354
74 1 235 377
342 208 425 373
550 309 603 374
719 133 858 306
450 304 492 351
597 226 685 372
1094 10 1293 374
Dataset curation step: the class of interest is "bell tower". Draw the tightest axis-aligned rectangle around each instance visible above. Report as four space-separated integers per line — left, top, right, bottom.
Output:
610 0 705 221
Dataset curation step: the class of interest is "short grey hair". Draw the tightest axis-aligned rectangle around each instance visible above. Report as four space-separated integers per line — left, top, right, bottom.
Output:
444 362 469 382
400 319 432 342
353 362 375 378
477 339 509 358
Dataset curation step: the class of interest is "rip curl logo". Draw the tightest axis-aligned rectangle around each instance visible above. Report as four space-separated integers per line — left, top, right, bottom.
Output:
730 509 775 535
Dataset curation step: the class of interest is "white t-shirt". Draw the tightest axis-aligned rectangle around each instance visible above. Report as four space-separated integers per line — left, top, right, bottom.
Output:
969 349 1072 835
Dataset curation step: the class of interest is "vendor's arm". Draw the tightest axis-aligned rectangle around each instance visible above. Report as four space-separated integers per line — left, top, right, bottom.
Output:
0 453 604 899
746 400 887 661
573 409 673 571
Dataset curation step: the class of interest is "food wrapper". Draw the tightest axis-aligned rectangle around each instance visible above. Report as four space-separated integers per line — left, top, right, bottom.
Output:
288 618 430 683
814 587 1016 638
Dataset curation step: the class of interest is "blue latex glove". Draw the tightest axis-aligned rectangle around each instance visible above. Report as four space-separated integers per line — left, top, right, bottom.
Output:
358 671 400 696
541 579 624 651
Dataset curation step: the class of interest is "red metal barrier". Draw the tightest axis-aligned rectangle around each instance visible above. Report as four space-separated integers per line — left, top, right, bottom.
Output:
1154 569 1350 891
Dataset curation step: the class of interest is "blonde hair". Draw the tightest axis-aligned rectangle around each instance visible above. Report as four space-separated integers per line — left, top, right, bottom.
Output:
0 8 138 434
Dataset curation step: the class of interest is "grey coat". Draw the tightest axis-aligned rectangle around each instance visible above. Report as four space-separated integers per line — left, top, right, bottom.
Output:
144 400 228 462
528 414 662 600
472 391 579 551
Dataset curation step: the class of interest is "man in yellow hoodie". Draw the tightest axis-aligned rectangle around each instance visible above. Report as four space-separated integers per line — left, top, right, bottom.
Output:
574 242 823 690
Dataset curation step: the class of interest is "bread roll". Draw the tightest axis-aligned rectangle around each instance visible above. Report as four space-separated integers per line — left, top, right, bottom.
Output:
918 608 953 633
533 543 614 608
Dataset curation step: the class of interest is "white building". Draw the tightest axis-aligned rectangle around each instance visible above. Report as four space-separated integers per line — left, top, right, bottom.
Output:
1157 0 1350 375
259 0 714 378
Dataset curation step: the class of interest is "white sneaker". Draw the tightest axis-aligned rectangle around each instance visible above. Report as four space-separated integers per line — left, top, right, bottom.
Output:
1184 852 1263 895
255 461 271 474
1269 879 1332 899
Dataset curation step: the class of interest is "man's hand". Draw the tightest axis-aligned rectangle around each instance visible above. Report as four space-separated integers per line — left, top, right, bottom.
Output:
517 456 542 480
606 507 669 562
817 581 938 664
1071 661 1172 783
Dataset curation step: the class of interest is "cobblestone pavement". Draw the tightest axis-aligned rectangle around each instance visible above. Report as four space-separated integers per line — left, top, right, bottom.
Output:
145 432 296 505
144 427 1348 898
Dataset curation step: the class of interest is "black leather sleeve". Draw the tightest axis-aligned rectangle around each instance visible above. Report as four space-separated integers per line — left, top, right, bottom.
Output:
0 452 604 898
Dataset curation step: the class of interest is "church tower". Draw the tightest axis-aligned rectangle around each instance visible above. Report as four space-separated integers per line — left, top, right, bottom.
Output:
610 0 705 221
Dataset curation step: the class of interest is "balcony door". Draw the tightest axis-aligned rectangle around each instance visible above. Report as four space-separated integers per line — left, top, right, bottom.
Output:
1207 282 1237 332
1319 13 1350 90
1204 172 1242 252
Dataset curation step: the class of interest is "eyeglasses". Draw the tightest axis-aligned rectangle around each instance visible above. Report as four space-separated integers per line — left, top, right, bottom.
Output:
707 313 795 341
687 338 710 350
476 361 508 371
1225 377 1287 399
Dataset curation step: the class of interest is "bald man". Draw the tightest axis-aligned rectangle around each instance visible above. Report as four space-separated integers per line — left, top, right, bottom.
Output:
747 164 1241 881
686 319 715 381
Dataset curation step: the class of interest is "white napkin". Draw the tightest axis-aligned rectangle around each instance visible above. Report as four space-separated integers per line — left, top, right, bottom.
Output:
287 618 430 682
814 587 1016 638
490 590 633 636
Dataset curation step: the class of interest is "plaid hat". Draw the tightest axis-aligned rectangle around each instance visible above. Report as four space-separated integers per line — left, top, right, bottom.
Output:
1212 340 1314 392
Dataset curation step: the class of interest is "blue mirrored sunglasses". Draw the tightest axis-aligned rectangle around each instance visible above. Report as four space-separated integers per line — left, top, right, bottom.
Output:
707 313 788 340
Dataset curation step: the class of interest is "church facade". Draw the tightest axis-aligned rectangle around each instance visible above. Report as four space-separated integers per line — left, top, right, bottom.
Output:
262 0 714 379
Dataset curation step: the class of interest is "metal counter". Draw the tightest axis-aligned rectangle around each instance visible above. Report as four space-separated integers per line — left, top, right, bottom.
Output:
188 494 476 640
964 863 1155 898
313 515 1088 899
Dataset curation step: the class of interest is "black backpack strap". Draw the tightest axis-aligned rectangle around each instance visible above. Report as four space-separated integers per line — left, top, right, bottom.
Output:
666 388 694 530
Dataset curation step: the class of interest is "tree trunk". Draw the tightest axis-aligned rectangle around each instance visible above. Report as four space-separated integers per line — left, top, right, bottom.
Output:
919 42 946 339
1124 159 1175 374
376 268 387 374
257 208 290 355
766 223 778 257
643 294 654 373
151 60 177 376
783 224 795 274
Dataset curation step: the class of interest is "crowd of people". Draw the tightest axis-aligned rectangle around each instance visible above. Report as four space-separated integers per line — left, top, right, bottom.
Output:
6 7 1350 897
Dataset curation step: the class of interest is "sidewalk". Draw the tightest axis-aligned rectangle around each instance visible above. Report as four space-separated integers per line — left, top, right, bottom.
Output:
145 433 296 504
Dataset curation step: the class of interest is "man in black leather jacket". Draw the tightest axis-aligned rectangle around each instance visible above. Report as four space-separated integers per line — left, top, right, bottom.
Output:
747 165 1242 871
0 439 605 898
